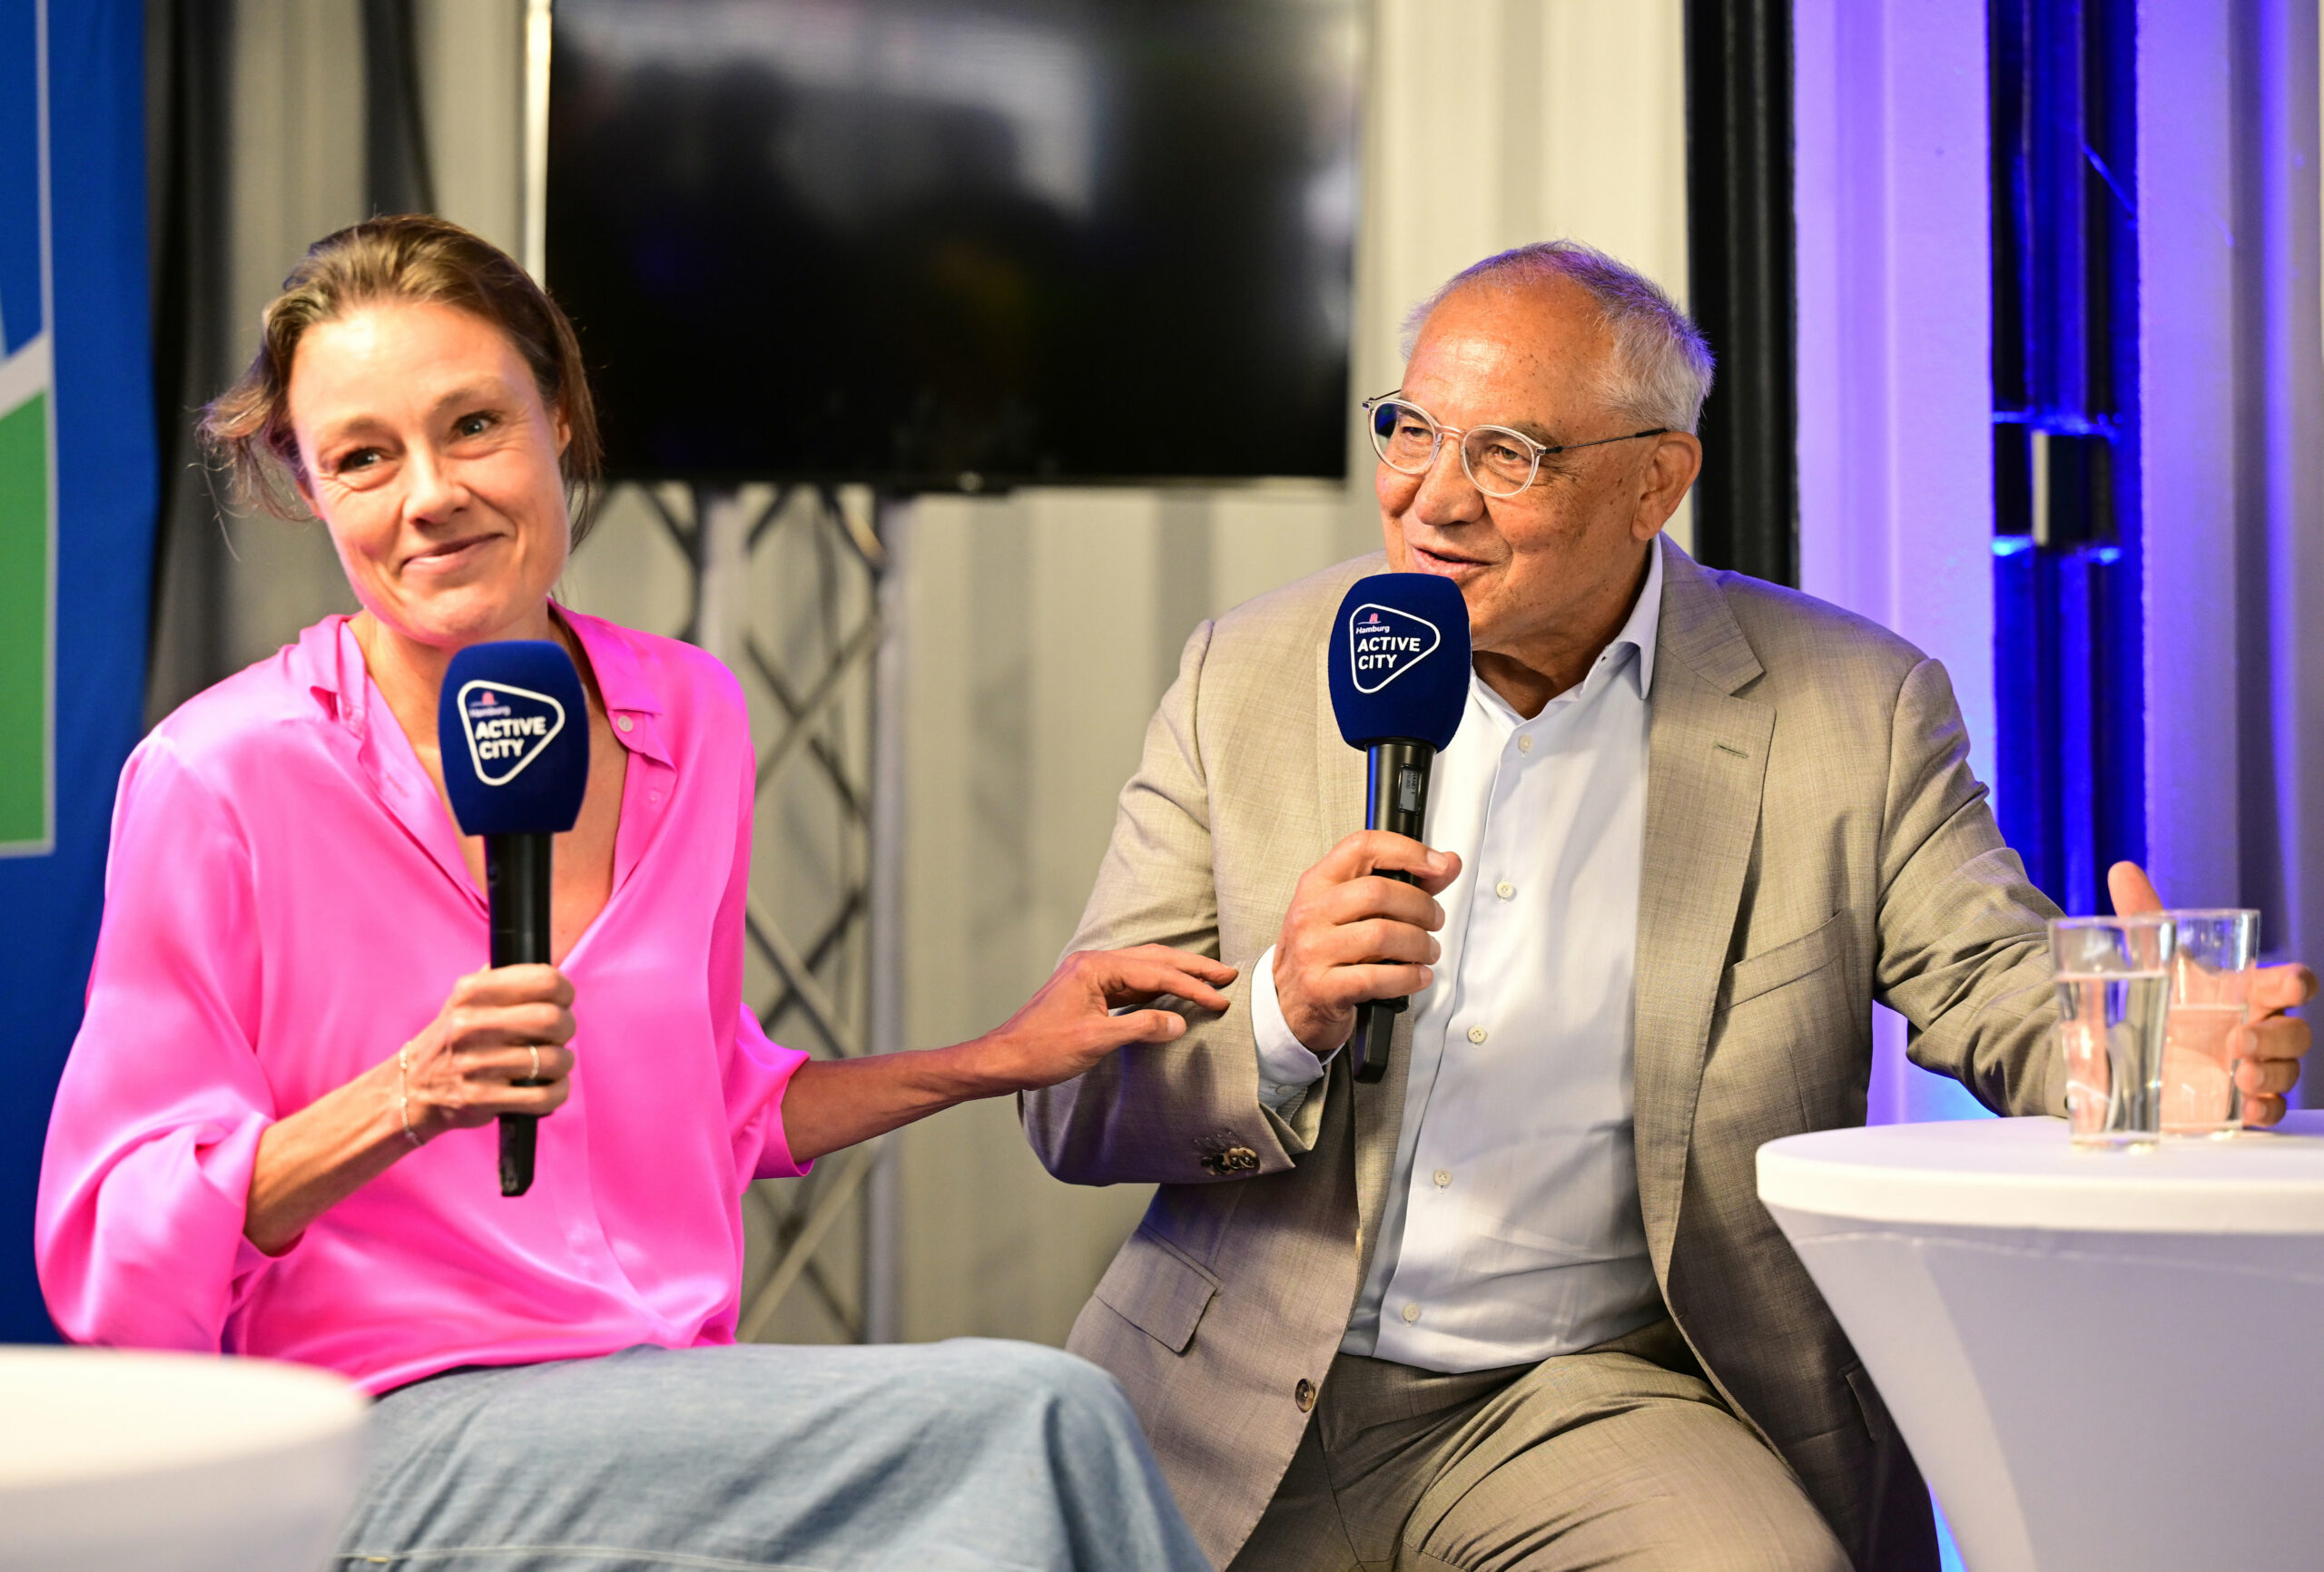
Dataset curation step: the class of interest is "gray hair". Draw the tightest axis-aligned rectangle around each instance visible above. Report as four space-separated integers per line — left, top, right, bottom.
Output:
1398 241 1716 434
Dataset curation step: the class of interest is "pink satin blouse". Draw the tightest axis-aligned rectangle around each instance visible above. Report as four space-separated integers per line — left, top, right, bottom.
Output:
34 610 810 1393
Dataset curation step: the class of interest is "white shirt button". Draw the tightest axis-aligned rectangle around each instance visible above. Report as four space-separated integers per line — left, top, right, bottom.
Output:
1467 1025 1489 1045
616 715 635 732
1495 880 1516 900
1401 1302 1422 1323
1433 1168 1452 1188
1516 734 1534 753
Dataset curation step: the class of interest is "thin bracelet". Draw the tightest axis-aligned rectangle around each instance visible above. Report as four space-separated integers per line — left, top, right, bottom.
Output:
397 1042 424 1149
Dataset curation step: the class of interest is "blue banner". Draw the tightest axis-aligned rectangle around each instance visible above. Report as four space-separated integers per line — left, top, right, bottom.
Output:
0 0 154 1341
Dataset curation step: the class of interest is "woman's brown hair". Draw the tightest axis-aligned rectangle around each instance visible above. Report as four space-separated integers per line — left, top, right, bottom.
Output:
200 214 604 542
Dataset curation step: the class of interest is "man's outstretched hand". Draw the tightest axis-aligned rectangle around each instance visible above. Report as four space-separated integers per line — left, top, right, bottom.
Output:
2109 862 2317 1126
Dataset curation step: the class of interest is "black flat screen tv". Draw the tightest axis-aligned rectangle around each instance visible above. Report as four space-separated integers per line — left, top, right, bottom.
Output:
547 0 1363 489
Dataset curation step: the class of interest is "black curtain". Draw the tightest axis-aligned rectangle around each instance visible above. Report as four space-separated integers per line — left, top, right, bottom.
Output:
1684 0 1797 585
142 0 437 722
362 0 435 219
143 0 234 723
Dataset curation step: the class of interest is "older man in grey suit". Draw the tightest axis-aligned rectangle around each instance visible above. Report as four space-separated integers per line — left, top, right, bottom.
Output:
1023 242 2312 1572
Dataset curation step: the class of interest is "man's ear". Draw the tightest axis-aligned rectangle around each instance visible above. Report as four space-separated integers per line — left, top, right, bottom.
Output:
1632 431 1703 541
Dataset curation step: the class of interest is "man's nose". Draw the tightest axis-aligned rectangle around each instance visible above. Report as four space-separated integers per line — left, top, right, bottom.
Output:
1409 437 1486 528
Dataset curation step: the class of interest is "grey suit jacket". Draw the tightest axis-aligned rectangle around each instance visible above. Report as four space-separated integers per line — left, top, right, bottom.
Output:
1023 538 2063 1570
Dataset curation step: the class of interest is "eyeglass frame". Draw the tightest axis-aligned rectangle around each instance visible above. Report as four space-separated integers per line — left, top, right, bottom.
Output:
1360 390 1670 497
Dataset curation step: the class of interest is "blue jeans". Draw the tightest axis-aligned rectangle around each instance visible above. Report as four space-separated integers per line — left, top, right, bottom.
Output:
335 1340 1212 1571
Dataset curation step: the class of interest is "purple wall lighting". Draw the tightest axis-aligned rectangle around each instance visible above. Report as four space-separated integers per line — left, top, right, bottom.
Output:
1987 0 2145 922
2134 0 2324 1068
1797 0 2324 1116
1794 0 1996 1127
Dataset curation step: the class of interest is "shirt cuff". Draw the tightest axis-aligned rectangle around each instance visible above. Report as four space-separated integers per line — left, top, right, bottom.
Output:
1252 945 1331 1113
751 1040 818 1181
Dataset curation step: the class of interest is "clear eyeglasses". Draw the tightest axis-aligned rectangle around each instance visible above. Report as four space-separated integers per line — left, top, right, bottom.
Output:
1361 391 1669 498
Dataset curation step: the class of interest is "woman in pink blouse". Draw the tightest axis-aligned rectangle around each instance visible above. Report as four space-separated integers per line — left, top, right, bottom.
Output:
36 217 1226 1571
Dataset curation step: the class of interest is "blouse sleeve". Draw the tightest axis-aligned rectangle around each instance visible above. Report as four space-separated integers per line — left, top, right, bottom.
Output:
712 725 812 1184
34 739 279 1350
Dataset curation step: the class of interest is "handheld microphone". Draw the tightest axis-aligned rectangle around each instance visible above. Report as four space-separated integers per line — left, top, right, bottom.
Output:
1327 574 1471 1084
437 639 590 1196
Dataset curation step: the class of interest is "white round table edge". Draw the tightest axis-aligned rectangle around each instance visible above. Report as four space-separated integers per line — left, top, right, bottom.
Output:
0 1348 371 1572
1756 1113 2324 1234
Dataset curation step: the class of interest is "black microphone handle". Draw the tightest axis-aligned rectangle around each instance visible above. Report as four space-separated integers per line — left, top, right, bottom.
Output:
484 832 554 1196
1353 740 1436 1085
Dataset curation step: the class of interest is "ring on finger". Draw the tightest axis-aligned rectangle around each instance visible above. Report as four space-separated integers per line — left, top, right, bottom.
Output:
527 1045 541 1083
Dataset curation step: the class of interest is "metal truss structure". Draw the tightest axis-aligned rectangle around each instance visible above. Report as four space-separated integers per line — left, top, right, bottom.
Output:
621 481 903 1346
527 26 901 1342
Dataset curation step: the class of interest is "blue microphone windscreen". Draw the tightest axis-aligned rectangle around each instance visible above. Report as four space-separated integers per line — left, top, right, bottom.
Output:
1328 574 1472 752
438 640 591 836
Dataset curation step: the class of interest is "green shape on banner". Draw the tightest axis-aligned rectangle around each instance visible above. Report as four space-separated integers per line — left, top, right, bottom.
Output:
0 387 49 850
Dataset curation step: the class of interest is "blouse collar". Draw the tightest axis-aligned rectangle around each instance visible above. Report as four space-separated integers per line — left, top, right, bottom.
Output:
290 604 665 738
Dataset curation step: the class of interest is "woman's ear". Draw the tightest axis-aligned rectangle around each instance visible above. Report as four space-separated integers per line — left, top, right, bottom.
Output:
552 406 571 457
290 453 323 521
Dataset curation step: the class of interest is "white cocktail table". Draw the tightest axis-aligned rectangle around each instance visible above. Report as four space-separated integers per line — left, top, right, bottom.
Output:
1758 1112 2324 1572
0 1347 369 1571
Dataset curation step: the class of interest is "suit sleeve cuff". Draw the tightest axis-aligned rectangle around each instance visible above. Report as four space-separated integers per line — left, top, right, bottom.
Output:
1252 945 1331 1112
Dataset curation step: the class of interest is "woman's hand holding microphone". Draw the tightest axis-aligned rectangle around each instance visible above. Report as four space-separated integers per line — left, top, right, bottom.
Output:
394 964 577 1145
243 963 575 1254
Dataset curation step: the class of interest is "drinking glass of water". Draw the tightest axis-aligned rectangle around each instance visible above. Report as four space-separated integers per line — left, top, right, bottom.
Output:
2051 914 2177 1148
2160 909 2261 1137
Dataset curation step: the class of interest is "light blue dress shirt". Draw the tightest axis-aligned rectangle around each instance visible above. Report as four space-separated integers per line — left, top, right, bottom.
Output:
1250 545 1665 1373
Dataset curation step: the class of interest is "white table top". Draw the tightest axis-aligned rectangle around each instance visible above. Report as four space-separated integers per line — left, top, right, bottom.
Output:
1758 1111 2324 1233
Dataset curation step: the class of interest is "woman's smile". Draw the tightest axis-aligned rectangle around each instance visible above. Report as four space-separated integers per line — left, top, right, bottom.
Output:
400 530 505 577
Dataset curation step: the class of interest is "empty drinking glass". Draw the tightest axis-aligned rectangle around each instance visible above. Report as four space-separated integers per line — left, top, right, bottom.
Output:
2160 909 2261 1137
2051 914 2177 1148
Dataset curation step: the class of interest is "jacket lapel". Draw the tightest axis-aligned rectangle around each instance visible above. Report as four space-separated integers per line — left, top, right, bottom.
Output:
1633 538 1773 1279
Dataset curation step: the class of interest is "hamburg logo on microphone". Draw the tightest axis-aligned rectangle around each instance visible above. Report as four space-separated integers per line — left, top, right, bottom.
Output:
456 680 567 786
1346 603 1443 694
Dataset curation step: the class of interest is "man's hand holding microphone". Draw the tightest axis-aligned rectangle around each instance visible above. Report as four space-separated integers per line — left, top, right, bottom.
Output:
1273 833 1460 1056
